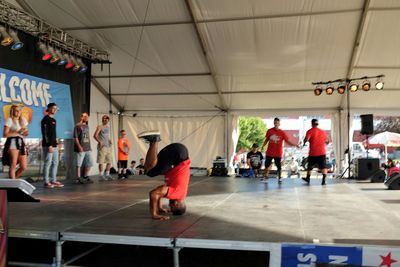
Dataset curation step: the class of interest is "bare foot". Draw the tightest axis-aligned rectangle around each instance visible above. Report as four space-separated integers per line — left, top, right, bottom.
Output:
152 214 170 220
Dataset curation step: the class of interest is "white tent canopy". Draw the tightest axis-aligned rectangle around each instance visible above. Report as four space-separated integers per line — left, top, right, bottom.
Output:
5 0 400 172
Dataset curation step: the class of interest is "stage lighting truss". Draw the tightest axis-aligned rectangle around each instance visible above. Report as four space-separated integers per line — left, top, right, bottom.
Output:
0 0 109 62
312 75 385 96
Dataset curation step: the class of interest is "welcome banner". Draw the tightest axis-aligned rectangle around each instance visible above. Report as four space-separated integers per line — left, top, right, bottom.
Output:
0 68 74 139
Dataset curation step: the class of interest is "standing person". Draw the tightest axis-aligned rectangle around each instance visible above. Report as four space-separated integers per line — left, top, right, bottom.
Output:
302 119 328 185
138 130 190 220
246 143 264 177
2 105 28 179
135 158 145 175
41 103 64 188
93 115 113 181
73 112 93 184
261 117 298 183
117 130 131 179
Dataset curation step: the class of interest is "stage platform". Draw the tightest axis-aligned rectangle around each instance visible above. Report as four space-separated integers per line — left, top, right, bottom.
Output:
7 175 400 266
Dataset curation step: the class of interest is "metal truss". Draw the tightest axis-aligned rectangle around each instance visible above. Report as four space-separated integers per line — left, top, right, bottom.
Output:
0 0 109 62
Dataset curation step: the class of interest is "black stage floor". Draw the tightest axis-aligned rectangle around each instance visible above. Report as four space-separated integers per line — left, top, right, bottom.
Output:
7 175 400 266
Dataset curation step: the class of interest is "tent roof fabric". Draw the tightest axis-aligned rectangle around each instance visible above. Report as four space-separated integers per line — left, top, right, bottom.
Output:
8 0 400 114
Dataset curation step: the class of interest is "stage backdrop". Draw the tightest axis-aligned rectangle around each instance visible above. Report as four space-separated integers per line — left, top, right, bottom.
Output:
0 67 74 138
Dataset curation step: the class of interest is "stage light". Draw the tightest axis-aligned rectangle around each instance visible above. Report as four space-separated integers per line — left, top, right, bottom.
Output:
9 30 23 50
76 58 88 73
48 47 60 63
38 42 52 61
325 85 334 95
314 86 322 96
337 83 346 94
65 55 75 69
362 80 371 91
0 26 13 46
375 79 384 90
349 83 358 92
71 56 81 72
58 53 68 65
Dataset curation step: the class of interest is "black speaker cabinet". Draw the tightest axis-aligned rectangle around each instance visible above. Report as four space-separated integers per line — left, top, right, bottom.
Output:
360 114 374 135
384 173 400 190
370 169 385 183
354 158 379 180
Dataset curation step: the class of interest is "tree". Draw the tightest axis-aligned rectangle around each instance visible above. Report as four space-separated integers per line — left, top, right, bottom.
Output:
236 117 267 152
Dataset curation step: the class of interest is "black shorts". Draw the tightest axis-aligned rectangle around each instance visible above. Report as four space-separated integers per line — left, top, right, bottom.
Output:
307 155 327 170
118 160 128 169
264 156 282 170
147 143 189 177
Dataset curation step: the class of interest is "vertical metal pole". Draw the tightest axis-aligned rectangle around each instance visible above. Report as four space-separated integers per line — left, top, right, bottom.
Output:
347 81 352 178
55 241 63 267
173 247 181 267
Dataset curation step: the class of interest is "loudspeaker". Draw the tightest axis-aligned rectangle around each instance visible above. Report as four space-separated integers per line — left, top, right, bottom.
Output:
384 173 400 190
360 114 374 135
370 169 385 183
354 158 379 180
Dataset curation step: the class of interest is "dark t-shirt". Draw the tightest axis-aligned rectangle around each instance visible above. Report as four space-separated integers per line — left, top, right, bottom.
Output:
41 115 57 147
247 151 264 169
73 123 91 152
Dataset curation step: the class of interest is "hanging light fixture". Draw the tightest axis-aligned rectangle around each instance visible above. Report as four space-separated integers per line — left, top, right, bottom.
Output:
375 78 384 90
48 47 60 64
349 82 359 92
71 56 81 72
314 86 323 96
337 83 346 94
361 80 371 91
325 84 334 95
65 55 75 69
0 26 13 46
58 53 68 65
38 42 52 61
9 30 24 50
77 58 88 73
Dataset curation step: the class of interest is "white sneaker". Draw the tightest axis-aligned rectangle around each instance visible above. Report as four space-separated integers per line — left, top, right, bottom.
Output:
137 130 161 143
105 175 114 181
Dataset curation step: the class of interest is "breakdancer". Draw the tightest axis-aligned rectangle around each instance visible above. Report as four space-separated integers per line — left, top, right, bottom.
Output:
138 131 191 220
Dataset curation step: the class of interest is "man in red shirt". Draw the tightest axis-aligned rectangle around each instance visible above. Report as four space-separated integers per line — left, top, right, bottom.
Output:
302 119 328 185
138 130 191 220
261 118 297 183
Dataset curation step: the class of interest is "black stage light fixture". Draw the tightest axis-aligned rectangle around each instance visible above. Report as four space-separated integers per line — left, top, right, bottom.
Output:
58 53 68 66
349 82 359 92
0 26 13 46
48 47 60 64
65 55 75 69
314 86 322 96
325 85 334 95
9 30 24 50
71 56 81 72
337 83 346 94
77 58 88 73
375 78 384 90
362 80 371 91
38 42 52 61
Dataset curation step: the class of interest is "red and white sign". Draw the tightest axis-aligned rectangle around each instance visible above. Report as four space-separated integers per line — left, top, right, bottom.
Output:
363 247 400 267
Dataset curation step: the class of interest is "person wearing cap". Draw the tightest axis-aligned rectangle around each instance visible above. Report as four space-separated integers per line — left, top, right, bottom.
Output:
93 115 113 181
41 103 64 188
302 118 328 185
246 143 264 177
261 117 298 183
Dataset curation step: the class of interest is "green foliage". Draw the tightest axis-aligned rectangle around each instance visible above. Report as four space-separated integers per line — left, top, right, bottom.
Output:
236 117 267 152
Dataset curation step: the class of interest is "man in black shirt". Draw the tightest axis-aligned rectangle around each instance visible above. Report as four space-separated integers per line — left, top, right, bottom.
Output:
246 143 264 177
41 103 64 188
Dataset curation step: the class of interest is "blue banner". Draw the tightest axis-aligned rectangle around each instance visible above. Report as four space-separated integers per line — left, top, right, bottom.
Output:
0 68 74 139
281 244 363 267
